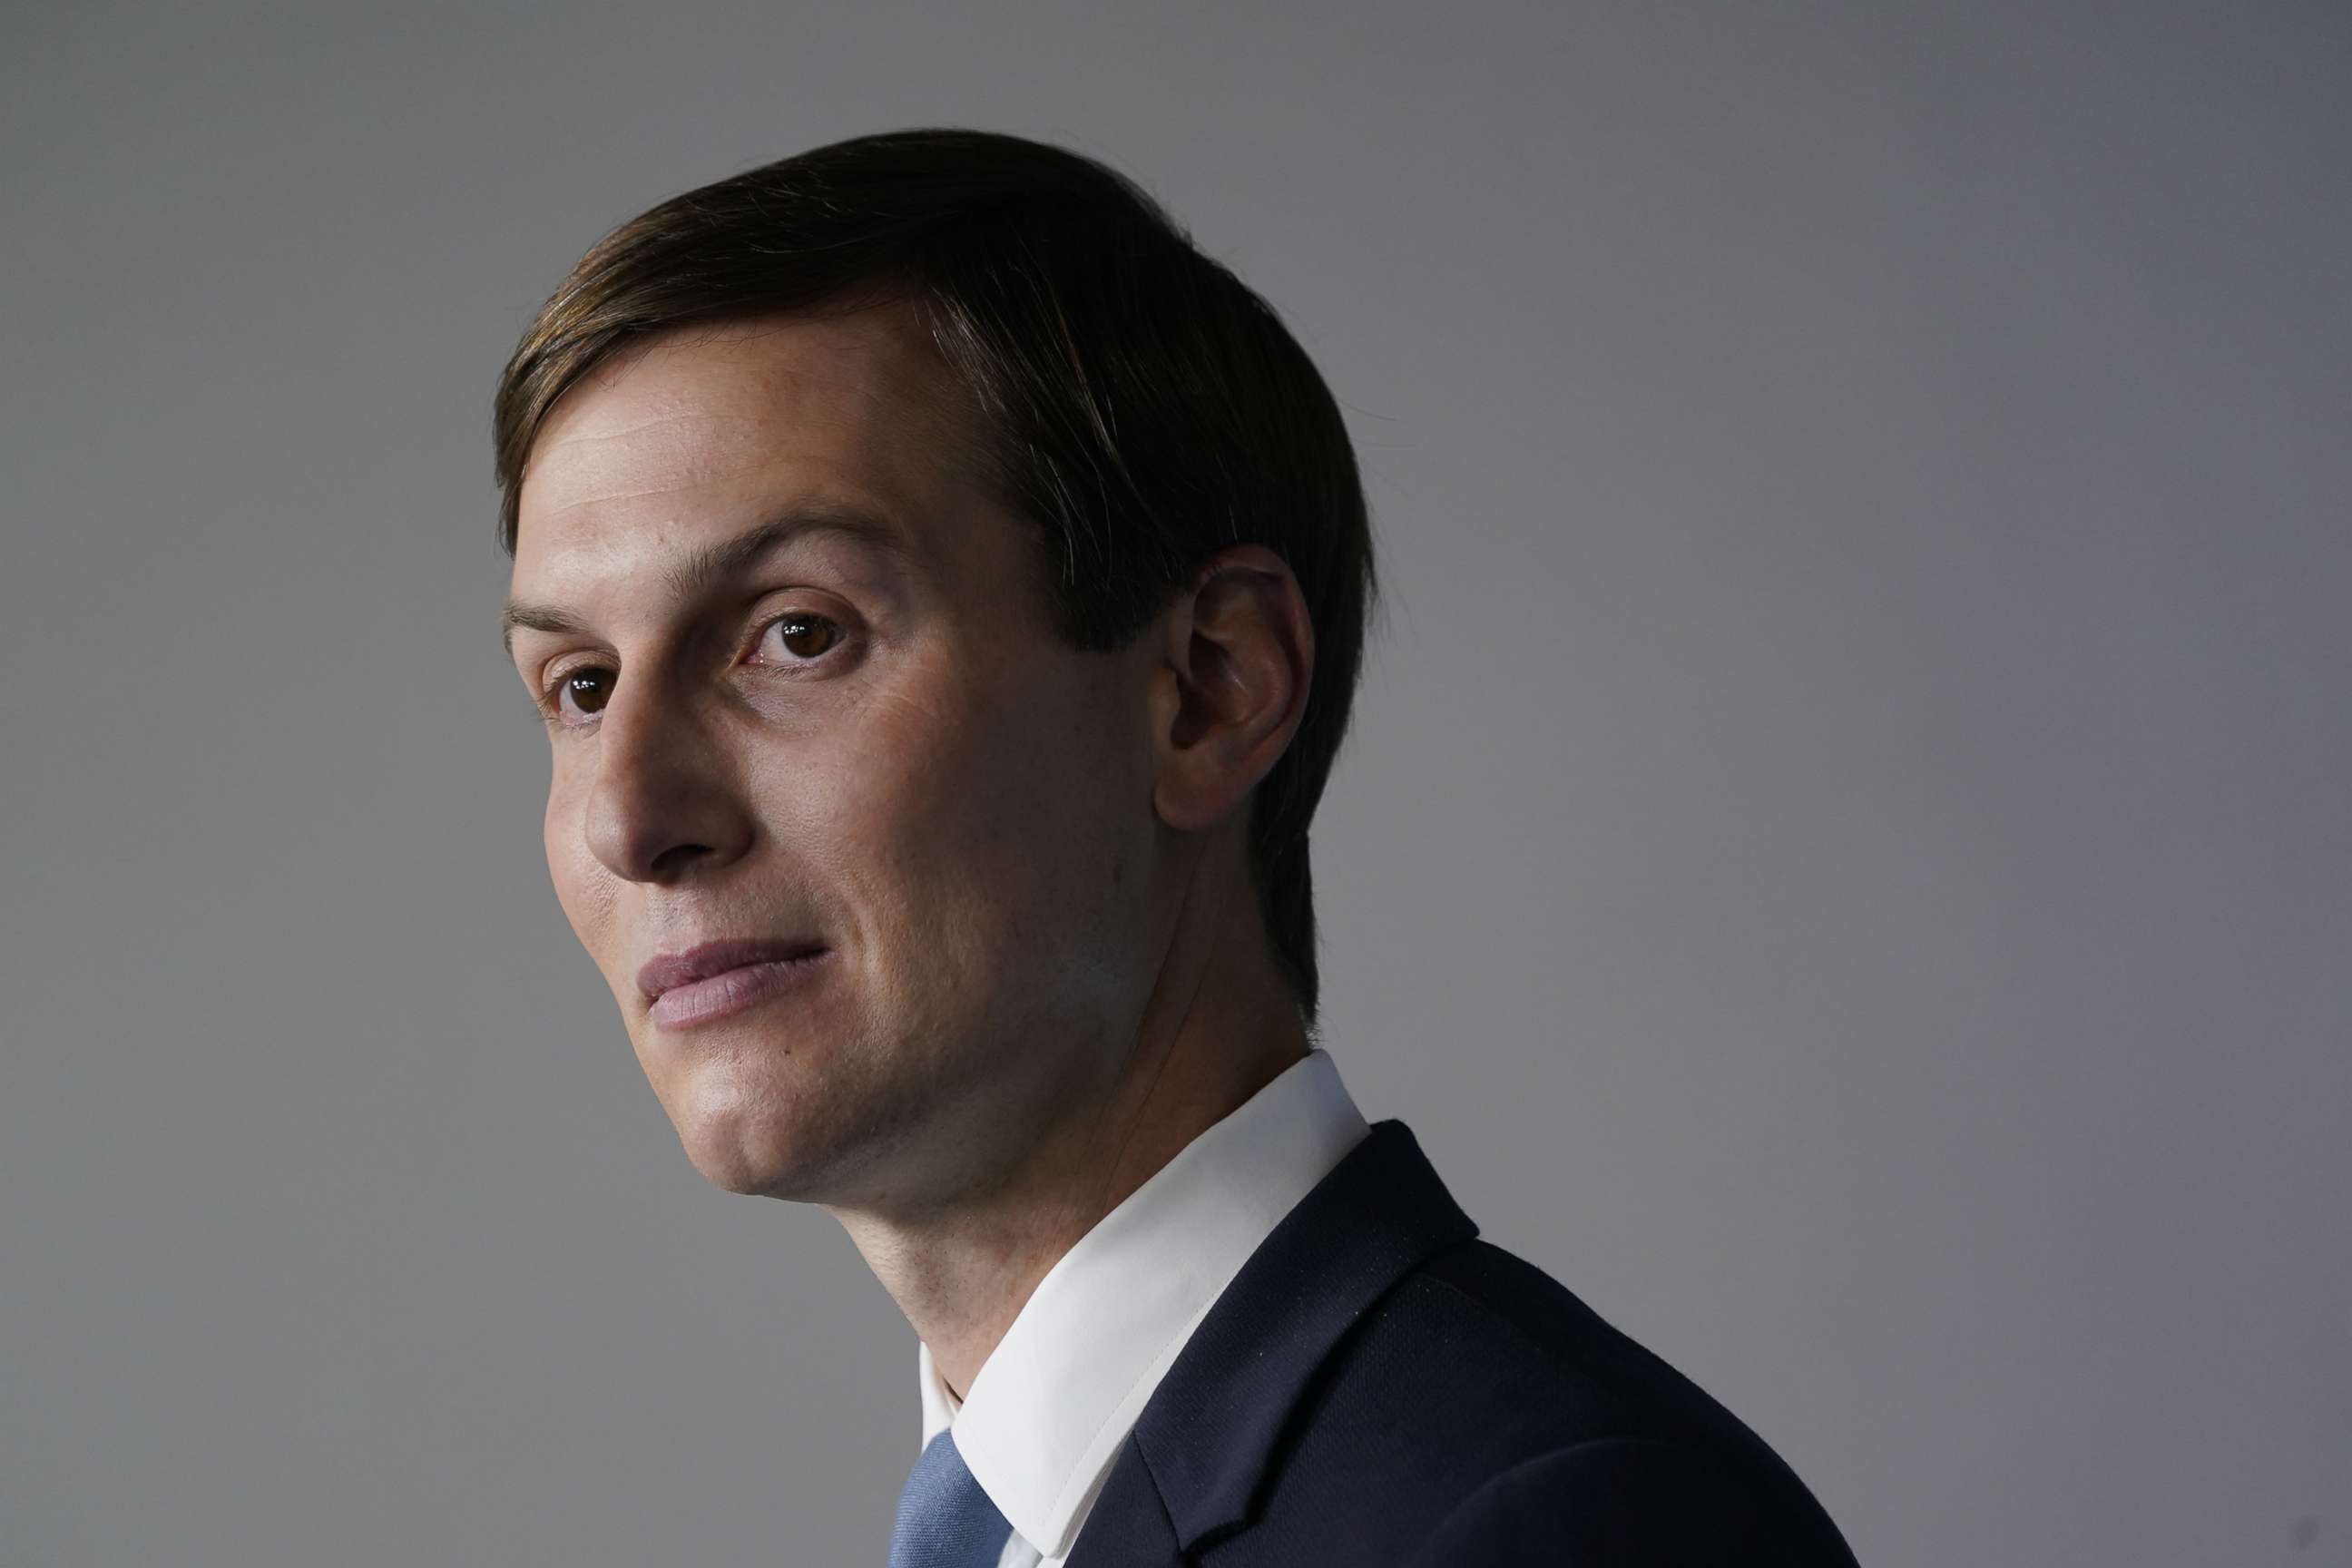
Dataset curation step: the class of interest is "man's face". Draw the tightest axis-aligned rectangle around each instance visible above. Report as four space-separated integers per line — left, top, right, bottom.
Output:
505 307 1165 1210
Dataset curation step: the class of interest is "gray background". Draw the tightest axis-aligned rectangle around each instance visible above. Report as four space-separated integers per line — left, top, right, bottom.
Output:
4 2 2345 1563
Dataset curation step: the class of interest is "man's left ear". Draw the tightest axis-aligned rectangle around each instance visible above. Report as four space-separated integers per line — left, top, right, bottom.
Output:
1149 544 1316 833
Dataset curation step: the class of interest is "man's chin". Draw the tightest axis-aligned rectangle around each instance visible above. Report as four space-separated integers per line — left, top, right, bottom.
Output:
666 1123 808 1197
638 1037 846 1197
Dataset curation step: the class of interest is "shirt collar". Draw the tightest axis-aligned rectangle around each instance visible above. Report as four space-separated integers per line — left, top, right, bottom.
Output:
914 1047 1369 1558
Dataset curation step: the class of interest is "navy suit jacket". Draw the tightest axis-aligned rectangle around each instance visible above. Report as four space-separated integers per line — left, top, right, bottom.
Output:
1064 1120 1860 1566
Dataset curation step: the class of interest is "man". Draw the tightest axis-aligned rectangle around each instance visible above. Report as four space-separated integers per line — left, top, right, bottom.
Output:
493 128 1858 1566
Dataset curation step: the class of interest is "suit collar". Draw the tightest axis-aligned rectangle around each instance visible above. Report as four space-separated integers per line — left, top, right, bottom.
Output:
911 1051 1370 1559
1122 1118 1477 1553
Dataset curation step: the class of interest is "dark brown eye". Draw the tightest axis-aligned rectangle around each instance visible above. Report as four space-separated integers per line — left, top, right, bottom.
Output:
557 668 614 719
760 612 843 663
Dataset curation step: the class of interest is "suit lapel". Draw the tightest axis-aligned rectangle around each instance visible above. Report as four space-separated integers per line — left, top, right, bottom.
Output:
1066 1120 1477 1563
1059 1430 1186 1565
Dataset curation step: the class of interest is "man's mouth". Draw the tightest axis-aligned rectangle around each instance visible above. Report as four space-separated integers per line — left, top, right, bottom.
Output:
639 937 830 1030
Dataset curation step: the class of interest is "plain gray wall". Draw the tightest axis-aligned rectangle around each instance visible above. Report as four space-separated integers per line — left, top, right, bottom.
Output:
4 2 2345 1563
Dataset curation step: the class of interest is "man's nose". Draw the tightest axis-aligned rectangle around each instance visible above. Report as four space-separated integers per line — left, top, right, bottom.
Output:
581 680 754 885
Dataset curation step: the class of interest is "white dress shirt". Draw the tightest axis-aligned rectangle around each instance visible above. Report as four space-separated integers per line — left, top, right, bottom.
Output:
913 1047 1371 1568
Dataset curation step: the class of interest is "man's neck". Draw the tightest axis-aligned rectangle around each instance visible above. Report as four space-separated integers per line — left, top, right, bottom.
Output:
828 902 1309 1398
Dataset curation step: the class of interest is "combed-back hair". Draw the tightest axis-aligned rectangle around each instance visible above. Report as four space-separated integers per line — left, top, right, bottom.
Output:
493 128 1376 1021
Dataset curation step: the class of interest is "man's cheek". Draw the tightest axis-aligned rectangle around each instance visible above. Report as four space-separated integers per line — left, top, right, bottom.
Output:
828 695 1006 838
544 809 618 957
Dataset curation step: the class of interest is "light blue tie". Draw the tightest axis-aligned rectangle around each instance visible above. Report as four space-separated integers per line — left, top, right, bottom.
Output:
888 1429 1013 1568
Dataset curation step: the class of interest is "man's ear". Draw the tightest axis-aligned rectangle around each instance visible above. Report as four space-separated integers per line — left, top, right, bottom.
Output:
1149 544 1316 834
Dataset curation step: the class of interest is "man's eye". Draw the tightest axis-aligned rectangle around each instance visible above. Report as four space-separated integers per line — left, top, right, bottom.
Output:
537 612 842 728
753 611 846 665
546 667 614 724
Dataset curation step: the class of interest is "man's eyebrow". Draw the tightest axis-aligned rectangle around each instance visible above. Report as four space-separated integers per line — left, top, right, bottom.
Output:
499 505 915 658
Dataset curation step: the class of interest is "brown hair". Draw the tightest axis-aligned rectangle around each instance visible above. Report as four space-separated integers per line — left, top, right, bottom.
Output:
493 128 1376 1022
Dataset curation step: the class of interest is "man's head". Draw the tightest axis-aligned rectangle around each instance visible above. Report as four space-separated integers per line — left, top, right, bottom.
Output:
494 130 1373 1207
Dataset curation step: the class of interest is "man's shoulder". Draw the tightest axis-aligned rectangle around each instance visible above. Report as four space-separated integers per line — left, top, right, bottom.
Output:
1396 1237 1780 1448
1242 1235 1858 1565
1079 1123 1857 1566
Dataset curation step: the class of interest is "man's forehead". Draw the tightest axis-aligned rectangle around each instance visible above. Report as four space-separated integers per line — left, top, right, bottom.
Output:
515 308 967 535
501 302 1047 645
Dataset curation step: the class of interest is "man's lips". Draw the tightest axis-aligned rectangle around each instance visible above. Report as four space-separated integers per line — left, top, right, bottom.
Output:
637 936 827 999
649 954 829 1030
638 937 830 1029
